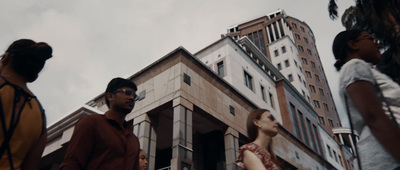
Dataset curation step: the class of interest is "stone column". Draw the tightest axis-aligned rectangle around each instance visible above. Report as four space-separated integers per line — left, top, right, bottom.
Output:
348 134 356 156
225 127 239 170
338 133 344 145
134 113 157 170
170 97 193 170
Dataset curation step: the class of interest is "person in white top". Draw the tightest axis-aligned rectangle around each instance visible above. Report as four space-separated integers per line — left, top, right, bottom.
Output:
333 30 400 170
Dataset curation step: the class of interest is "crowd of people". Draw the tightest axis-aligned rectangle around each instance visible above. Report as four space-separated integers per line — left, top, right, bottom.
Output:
0 28 400 170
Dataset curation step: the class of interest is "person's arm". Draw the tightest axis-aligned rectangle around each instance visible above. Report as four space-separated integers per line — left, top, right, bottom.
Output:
60 116 95 170
21 126 47 169
242 150 267 170
347 81 400 162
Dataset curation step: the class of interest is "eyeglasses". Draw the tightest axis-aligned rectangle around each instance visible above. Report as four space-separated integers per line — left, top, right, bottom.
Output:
268 114 276 121
113 89 139 101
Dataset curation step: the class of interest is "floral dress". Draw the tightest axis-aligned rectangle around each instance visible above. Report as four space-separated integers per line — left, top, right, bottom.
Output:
236 143 279 170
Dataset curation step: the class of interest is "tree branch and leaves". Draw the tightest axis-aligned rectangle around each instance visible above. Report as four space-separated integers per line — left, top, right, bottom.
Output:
328 0 400 84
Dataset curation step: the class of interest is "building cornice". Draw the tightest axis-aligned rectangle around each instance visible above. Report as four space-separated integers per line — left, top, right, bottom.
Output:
46 105 103 142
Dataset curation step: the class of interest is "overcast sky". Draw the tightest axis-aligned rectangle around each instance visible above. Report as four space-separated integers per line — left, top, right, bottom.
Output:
0 0 355 126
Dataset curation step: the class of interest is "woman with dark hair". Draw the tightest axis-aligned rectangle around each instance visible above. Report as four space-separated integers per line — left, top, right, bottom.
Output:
0 39 52 169
138 149 148 170
333 30 400 169
236 109 280 170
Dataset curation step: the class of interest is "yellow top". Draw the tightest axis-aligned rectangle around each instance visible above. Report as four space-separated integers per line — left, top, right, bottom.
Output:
0 84 43 169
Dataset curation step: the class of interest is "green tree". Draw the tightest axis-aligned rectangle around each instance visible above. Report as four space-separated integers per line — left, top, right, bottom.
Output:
328 0 400 84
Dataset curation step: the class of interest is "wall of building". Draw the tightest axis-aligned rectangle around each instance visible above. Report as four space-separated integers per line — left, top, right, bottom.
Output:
196 38 281 123
319 126 346 169
287 16 342 132
268 36 310 101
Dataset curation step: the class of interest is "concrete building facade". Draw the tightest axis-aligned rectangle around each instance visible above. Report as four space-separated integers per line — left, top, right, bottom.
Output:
224 9 341 134
40 43 343 169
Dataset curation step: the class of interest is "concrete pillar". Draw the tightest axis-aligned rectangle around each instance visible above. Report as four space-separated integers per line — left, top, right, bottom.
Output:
134 113 157 170
338 134 344 145
171 98 193 170
348 134 356 156
224 127 239 170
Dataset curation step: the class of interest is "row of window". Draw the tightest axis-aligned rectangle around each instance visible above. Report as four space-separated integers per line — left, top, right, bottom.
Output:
274 46 287 57
247 30 267 55
313 99 331 112
297 45 313 56
304 71 320 82
318 116 335 128
326 144 344 167
302 57 317 69
244 70 275 109
309 85 324 96
294 33 309 44
289 103 322 154
291 23 305 32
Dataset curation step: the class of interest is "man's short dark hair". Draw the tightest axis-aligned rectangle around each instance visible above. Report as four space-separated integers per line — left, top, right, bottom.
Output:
105 77 137 108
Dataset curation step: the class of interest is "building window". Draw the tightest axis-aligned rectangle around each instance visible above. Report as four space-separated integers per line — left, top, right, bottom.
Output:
288 74 293 82
292 23 297 29
274 49 279 57
305 71 312 78
303 80 306 87
298 45 304 52
307 49 312 55
244 71 253 91
289 103 301 139
304 37 308 44
328 119 334 127
299 66 302 72
282 46 286 53
295 34 301 40
327 145 332 157
294 60 298 67
248 33 253 42
298 74 302 82
285 60 290 67
300 26 305 32
319 116 325 125
313 100 320 108
269 92 275 109
339 155 343 166
306 118 317 151
319 88 324 96
333 150 338 162
311 61 316 68
297 110 309 144
315 74 320 81
301 58 308 65
312 124 322 155
277 63 282 70
258 30 267 55
261 85 267 102
217 61 224 77
230 105 235 115
309 85 316 93
323 103 329 111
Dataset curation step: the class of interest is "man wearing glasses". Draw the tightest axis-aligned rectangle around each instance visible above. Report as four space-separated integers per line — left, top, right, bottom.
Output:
61 77 140 170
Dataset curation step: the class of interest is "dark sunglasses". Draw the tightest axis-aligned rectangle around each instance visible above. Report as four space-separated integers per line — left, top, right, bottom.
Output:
113 89 139 101
268 114 276 121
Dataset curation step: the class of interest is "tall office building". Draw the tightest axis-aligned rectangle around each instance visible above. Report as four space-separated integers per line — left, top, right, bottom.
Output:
224 9 341 133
